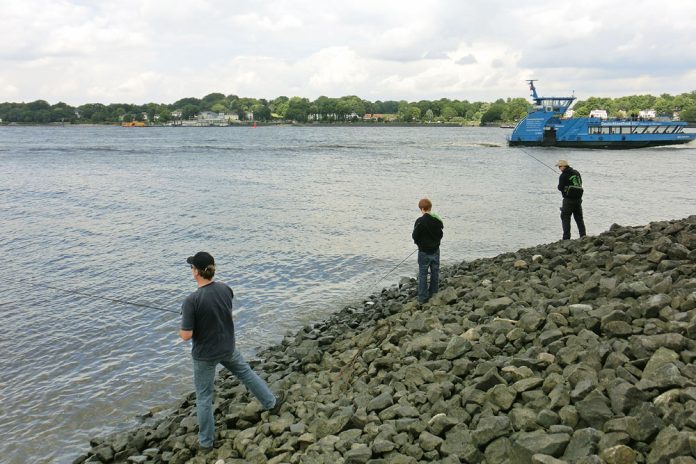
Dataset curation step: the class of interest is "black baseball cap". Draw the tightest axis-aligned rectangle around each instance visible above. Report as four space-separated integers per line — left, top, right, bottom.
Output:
186 251 215 269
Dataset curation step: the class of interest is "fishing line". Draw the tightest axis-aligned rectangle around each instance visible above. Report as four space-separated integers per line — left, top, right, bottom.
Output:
364 248 418 294
38 283 180 315
30 249 419 316
516 147 558 174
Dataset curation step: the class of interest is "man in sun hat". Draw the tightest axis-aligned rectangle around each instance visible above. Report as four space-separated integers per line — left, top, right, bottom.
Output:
179 251 284 451
556 159 586 240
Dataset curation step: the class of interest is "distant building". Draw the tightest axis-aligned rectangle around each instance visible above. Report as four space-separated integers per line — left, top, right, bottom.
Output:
638 109 656 120
309 113 339 121
179 111 242 126
589 109 608 119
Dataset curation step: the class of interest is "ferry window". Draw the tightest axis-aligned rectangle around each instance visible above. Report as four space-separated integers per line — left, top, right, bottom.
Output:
601 127 611 134
621 127 632 134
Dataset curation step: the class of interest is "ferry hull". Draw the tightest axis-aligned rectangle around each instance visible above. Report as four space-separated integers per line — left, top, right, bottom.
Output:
508 138 694 149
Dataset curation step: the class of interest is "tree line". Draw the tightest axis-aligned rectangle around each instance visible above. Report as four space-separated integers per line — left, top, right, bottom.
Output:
1 90 696 125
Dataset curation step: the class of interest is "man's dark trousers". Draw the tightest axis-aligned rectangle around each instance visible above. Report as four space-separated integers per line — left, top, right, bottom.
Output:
561 198 586 240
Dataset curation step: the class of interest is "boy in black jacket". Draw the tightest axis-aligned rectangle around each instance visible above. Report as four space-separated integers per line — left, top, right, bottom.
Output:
412 198 444 304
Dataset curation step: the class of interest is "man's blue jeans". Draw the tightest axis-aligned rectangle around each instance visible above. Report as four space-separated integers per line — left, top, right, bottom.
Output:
418 249 440 303
193 349 276 447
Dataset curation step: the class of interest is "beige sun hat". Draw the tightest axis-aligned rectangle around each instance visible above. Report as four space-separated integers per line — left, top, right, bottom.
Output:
555 159 569 167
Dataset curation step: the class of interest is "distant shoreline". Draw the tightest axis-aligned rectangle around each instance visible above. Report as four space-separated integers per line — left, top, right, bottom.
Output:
0 122 492 128
4 121 695 128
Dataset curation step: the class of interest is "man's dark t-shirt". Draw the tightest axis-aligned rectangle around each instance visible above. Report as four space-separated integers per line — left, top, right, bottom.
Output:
181 281 236 361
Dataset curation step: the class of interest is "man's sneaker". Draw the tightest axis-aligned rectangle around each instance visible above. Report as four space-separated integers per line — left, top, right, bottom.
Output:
269 391 286 414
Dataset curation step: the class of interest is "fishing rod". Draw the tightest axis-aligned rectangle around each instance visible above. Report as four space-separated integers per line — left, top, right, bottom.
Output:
39 283 180 315
516 146 558 174
365 248 418 294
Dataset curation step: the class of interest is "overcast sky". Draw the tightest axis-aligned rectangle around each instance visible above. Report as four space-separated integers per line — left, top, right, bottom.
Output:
2 0 696 105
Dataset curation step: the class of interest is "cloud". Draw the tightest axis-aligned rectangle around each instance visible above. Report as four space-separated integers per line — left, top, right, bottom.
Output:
1 0 695 104
456 54 477 65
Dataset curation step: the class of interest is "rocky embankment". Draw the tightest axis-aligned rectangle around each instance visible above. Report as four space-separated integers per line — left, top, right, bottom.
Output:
78 217 696 464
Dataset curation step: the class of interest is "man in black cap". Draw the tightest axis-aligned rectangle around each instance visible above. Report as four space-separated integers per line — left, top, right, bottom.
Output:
556 159 586 240
180 251 284 450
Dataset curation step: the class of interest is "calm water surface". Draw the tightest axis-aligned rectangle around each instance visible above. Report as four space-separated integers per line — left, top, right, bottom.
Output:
0 125 694 463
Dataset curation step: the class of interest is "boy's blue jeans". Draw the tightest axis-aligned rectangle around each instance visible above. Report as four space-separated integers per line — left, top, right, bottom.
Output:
418 249 440 303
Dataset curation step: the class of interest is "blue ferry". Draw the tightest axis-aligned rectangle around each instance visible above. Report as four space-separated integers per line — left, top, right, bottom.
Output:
508 81 696 149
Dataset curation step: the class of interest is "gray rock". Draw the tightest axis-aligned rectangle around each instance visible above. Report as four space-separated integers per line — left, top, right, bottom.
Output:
510 407 539 432
372 439 396 454
537 409 560 428
644 294 673 318
646 425 693 464
432 286 458 305
513 377 544 393
519 312 545 332
474 368 507 391
562 428 602 460
367 392 394 412
602 321 634 337
538 329 564 346
344 445 372 464
418 431 444 451
126 456 147 464
639 363 685 390
642 347 680 378
607 380 643 414
485 437 513 463
442 336 472 360
531 455 569 464
93 445 114 462
427 413 459 436
483 296 515 315
576 390 613 429
472 415 511 447
440 425 481 462
558 406 578 428
488 384 517 411
382 453 417 464
514 430 571 457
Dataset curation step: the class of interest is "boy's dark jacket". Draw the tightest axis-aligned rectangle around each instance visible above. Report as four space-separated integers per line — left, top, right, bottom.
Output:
412 212 444 253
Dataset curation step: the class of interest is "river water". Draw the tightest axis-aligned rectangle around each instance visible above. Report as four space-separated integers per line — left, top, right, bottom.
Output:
0 125 694 463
